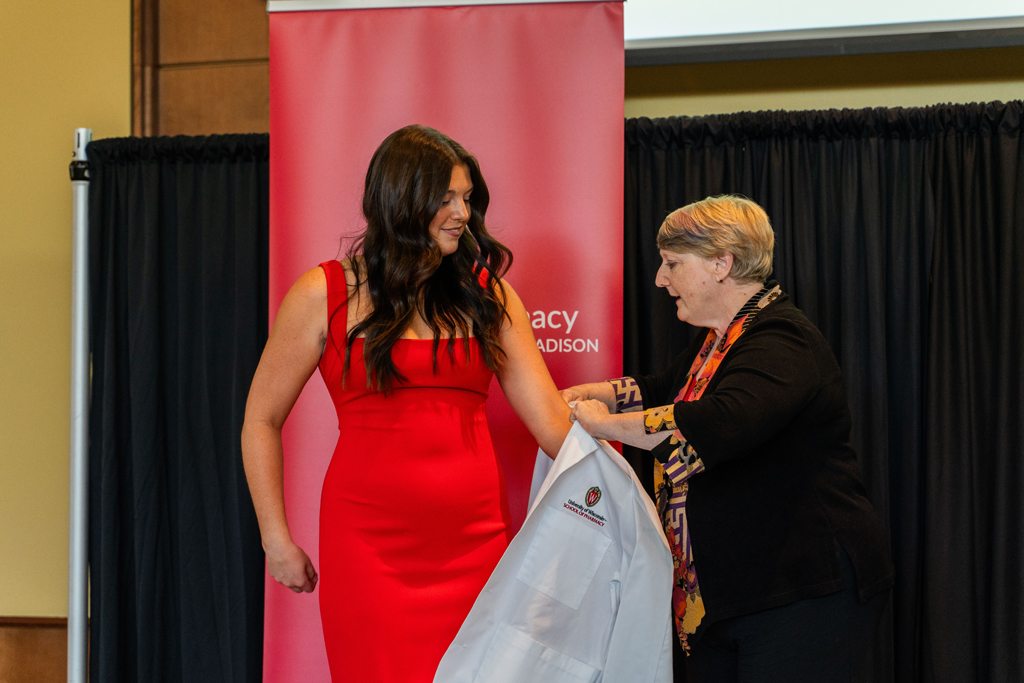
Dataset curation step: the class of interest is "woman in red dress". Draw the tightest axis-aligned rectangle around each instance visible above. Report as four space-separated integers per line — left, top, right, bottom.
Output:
241 125 570 682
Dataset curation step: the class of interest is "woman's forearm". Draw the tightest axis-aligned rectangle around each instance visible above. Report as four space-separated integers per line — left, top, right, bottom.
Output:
570 402 673 451
241 419 319 593
241 420 294 551
591 412 673 450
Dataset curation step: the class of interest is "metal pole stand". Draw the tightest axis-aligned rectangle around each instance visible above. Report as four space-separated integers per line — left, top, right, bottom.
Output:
68 127 91 683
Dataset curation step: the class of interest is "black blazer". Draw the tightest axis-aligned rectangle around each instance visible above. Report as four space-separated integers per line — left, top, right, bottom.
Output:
633 293 893 623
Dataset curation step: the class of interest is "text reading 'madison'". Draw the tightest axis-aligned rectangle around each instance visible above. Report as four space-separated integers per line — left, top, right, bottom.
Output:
531 310 599 353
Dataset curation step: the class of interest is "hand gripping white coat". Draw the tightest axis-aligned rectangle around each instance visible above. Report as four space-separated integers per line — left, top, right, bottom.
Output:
434 422 674 683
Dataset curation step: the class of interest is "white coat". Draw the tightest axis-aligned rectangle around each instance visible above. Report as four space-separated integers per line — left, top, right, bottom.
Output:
434 422 675 683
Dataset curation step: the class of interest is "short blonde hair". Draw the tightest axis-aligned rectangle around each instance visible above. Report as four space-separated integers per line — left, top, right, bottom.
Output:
657 195 774 283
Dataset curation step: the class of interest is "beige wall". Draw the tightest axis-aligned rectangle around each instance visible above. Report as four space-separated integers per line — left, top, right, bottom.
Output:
626 46 1024 118
0 2 130 616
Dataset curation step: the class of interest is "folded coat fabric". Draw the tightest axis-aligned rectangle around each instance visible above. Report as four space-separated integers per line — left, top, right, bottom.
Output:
434 422 674 683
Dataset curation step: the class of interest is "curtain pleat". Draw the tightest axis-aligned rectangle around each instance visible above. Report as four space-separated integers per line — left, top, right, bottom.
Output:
624 102 1024 683
87 134 269 683
922 104 1024 682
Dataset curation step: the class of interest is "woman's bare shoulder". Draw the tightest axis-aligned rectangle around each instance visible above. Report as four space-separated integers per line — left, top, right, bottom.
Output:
288 265 328 303
492 277 522 309
265 267 328 348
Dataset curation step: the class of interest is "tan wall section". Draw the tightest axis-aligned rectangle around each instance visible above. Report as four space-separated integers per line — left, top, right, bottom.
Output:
0 1 130 616
626 46 1024 118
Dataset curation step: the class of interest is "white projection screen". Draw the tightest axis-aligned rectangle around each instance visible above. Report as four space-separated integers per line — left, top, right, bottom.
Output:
624 0 1024 64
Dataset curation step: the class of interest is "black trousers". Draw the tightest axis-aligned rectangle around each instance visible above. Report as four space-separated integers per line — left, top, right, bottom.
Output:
677 545 893 683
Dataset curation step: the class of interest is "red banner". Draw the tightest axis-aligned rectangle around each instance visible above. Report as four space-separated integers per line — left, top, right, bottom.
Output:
266 2 623 679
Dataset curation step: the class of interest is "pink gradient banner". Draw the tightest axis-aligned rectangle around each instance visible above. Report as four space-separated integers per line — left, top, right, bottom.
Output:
266 3 623 679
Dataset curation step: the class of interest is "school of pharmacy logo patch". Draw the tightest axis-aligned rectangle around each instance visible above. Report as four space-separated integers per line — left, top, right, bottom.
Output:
565 492 608 526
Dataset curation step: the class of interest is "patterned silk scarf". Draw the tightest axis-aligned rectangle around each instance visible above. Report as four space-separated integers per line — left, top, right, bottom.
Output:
612 283 780 653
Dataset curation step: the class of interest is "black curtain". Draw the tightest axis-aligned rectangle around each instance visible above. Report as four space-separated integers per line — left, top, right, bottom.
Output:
87 135 269 683
624 102 1024 683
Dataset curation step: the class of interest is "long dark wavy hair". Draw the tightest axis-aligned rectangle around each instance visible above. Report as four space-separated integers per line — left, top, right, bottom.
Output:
341 125 513 393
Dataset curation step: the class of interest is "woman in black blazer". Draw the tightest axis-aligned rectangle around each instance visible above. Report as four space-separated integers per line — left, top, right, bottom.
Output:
563 195 893 683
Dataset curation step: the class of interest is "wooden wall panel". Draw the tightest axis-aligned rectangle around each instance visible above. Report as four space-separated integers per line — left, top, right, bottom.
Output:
133 0 159 135
0 619 68 683
134 0 270 136
159 0 268 64
158 62 270 135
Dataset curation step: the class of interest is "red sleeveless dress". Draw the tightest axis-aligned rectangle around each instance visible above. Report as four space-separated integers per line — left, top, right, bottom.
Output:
316 260 511 682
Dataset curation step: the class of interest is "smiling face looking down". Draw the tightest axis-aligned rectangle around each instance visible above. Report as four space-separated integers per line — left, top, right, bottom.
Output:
429 163 473 257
